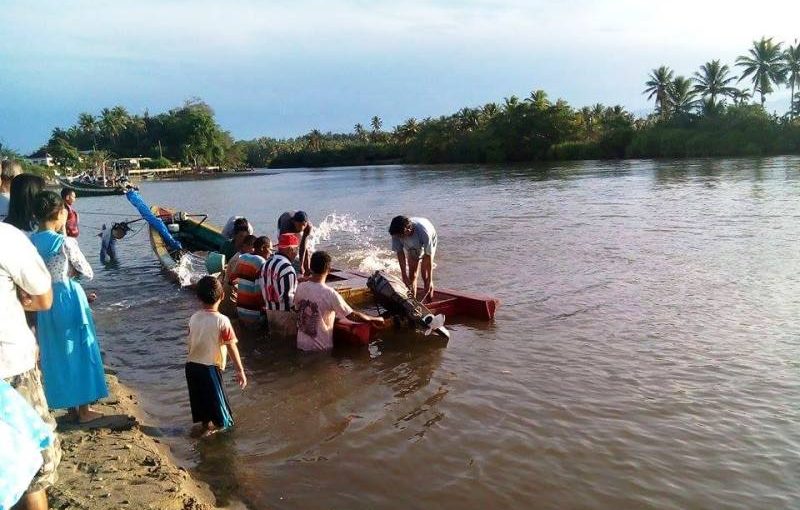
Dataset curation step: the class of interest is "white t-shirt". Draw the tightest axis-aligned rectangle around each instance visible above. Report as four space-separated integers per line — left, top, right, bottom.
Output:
294 281 353 351
187 309 237 369
0 223 52 379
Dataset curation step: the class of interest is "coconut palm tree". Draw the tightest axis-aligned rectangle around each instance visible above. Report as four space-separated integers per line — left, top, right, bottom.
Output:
644 66 675 119
693 60 738 105
668 76 698 116
736 37 787 107
306 129 323 152
370 116 383 133
784 41 800 119
730 88 752 106
525 89 550 111
78 113 98 149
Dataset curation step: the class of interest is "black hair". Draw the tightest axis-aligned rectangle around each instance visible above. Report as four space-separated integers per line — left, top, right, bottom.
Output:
241 234 256 246
233 223 250 234
4 174 46 231
33 191 65 223
60 187 76 199
388 215 411 236
310 250 332 275
253 236 271 252
233 217 249 228
196 275 223 305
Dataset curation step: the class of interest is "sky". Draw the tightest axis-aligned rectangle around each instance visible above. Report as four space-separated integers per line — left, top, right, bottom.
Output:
1 0 799 153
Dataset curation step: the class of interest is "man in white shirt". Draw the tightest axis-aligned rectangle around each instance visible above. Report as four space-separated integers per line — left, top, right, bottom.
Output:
0 159 22 219
388 215 438 301
0 222 60 510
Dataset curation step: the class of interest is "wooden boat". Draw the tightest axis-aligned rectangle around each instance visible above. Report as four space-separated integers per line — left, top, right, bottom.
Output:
56 176 130 197
148 206 499 345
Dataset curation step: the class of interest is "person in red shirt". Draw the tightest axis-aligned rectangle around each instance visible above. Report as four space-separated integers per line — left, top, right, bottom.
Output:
60 188 79 238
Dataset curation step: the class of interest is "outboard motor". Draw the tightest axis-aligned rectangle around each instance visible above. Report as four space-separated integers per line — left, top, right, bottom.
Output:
367 271 450 339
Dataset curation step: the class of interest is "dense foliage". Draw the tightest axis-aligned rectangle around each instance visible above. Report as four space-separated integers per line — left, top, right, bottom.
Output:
13 36 800 171
39 99 240 169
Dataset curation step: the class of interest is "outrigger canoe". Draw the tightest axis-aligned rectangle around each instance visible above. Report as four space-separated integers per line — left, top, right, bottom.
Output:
57 176 131 197
148 206 499 344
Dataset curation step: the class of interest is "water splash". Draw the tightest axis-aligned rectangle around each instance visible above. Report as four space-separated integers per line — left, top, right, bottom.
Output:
308 213 399 273
175 252 210 287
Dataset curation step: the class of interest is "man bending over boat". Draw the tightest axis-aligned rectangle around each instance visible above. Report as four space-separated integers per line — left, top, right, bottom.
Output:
388 215 437 302
262 233 300 341
294 251 384 351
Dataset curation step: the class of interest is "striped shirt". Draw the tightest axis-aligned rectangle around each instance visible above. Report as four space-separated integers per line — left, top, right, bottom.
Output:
235 253 266 324
261 253 297 311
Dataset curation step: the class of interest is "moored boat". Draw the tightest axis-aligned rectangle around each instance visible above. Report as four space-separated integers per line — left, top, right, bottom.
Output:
56 176 131 197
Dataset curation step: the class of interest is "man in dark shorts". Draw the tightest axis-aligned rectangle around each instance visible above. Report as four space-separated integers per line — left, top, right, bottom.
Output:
277 210 312 275
1 222 60 510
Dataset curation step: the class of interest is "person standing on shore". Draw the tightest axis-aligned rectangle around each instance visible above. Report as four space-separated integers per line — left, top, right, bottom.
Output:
0 160 23 220
0 221 61 510
185 276 246 437
4 173 45 235
388 215 438 301
262 233 300 341
60 188 79 238
277 210 312 275
29 191 108 423
294 251 384 351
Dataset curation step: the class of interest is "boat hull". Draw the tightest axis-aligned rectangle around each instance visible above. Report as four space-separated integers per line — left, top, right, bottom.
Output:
57 177 128 197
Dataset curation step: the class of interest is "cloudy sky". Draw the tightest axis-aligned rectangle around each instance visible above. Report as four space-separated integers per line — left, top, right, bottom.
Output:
1 0 798 152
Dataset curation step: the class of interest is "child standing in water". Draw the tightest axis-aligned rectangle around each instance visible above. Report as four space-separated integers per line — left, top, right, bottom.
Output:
186 276 247 437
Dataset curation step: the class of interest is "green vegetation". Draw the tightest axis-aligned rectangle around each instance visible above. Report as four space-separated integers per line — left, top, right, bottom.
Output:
40 99 240 169
11 36 800 170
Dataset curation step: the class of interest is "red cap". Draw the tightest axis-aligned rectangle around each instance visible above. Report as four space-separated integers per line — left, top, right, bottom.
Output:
277 233 300 248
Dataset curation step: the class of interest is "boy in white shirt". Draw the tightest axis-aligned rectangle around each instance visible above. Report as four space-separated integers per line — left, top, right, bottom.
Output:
185 276 247 437
294 251 384 351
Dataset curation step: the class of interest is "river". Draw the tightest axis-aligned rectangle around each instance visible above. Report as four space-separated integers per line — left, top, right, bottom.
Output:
78 157 800 509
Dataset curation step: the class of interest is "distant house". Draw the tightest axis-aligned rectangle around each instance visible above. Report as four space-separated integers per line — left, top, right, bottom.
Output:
25 150 54 167
114 157 152 170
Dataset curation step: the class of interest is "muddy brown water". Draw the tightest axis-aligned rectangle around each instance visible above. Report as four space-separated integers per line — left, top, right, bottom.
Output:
81 158 800 509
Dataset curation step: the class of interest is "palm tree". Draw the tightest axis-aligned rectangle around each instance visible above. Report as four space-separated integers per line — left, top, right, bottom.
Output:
525 89 550 111
370 116 383 133
78 113 98 149
668 76 698 116
394 118 420 144
693 60 738 105
644 66 675 120
730 88 752 106
784 41 800 119
306 129 323 152
736 37 787 107
353 123 367 142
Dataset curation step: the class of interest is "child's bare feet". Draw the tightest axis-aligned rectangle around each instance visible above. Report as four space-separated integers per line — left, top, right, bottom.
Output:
77 405 104 423
200 422 221 438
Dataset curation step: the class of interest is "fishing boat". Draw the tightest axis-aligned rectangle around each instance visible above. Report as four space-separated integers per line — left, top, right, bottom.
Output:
146 205 499 345
56 176 132 197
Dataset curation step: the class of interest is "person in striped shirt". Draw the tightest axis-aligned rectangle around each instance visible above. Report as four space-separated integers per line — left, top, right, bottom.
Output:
234 236 271 329
261 233 300 341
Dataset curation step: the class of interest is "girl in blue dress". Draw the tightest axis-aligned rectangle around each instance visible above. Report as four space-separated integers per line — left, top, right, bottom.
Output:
29 191 107 423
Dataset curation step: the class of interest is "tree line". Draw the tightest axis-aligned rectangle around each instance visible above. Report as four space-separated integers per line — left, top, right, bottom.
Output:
16 36 800 171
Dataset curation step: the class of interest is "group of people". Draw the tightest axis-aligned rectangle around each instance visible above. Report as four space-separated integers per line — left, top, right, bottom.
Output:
1 161 108 509
183 211 440 437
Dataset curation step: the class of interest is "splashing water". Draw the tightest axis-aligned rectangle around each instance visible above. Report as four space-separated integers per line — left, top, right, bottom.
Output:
175 252 210 287
308 213 399 273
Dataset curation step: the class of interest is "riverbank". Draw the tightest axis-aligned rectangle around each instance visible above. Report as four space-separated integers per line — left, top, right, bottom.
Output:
47 373 223 510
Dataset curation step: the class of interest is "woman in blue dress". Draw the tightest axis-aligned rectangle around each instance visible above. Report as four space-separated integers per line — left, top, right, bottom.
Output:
29 191 107 423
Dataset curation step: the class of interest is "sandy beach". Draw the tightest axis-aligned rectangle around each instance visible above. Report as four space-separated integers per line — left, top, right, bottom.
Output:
46 372 223 510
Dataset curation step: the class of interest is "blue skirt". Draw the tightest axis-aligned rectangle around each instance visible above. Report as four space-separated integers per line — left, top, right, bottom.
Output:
185 362 234 429
37 279 108 409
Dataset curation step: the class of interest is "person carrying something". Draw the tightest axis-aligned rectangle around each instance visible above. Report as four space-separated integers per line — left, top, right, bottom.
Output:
294 251 384 351
0 221 60 510
261 233 300 341
235 236 272 329
0 159 23 220
29 191 108 423
277 210 312 275
185 276 246 438
221 216 254 240
60 188 79 238
388 215 438 302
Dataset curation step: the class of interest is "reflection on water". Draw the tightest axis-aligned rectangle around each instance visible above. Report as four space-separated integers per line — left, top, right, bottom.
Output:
81 157 800 509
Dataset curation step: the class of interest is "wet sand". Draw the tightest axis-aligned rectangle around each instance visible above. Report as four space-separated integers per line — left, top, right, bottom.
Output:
47 373 227 510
